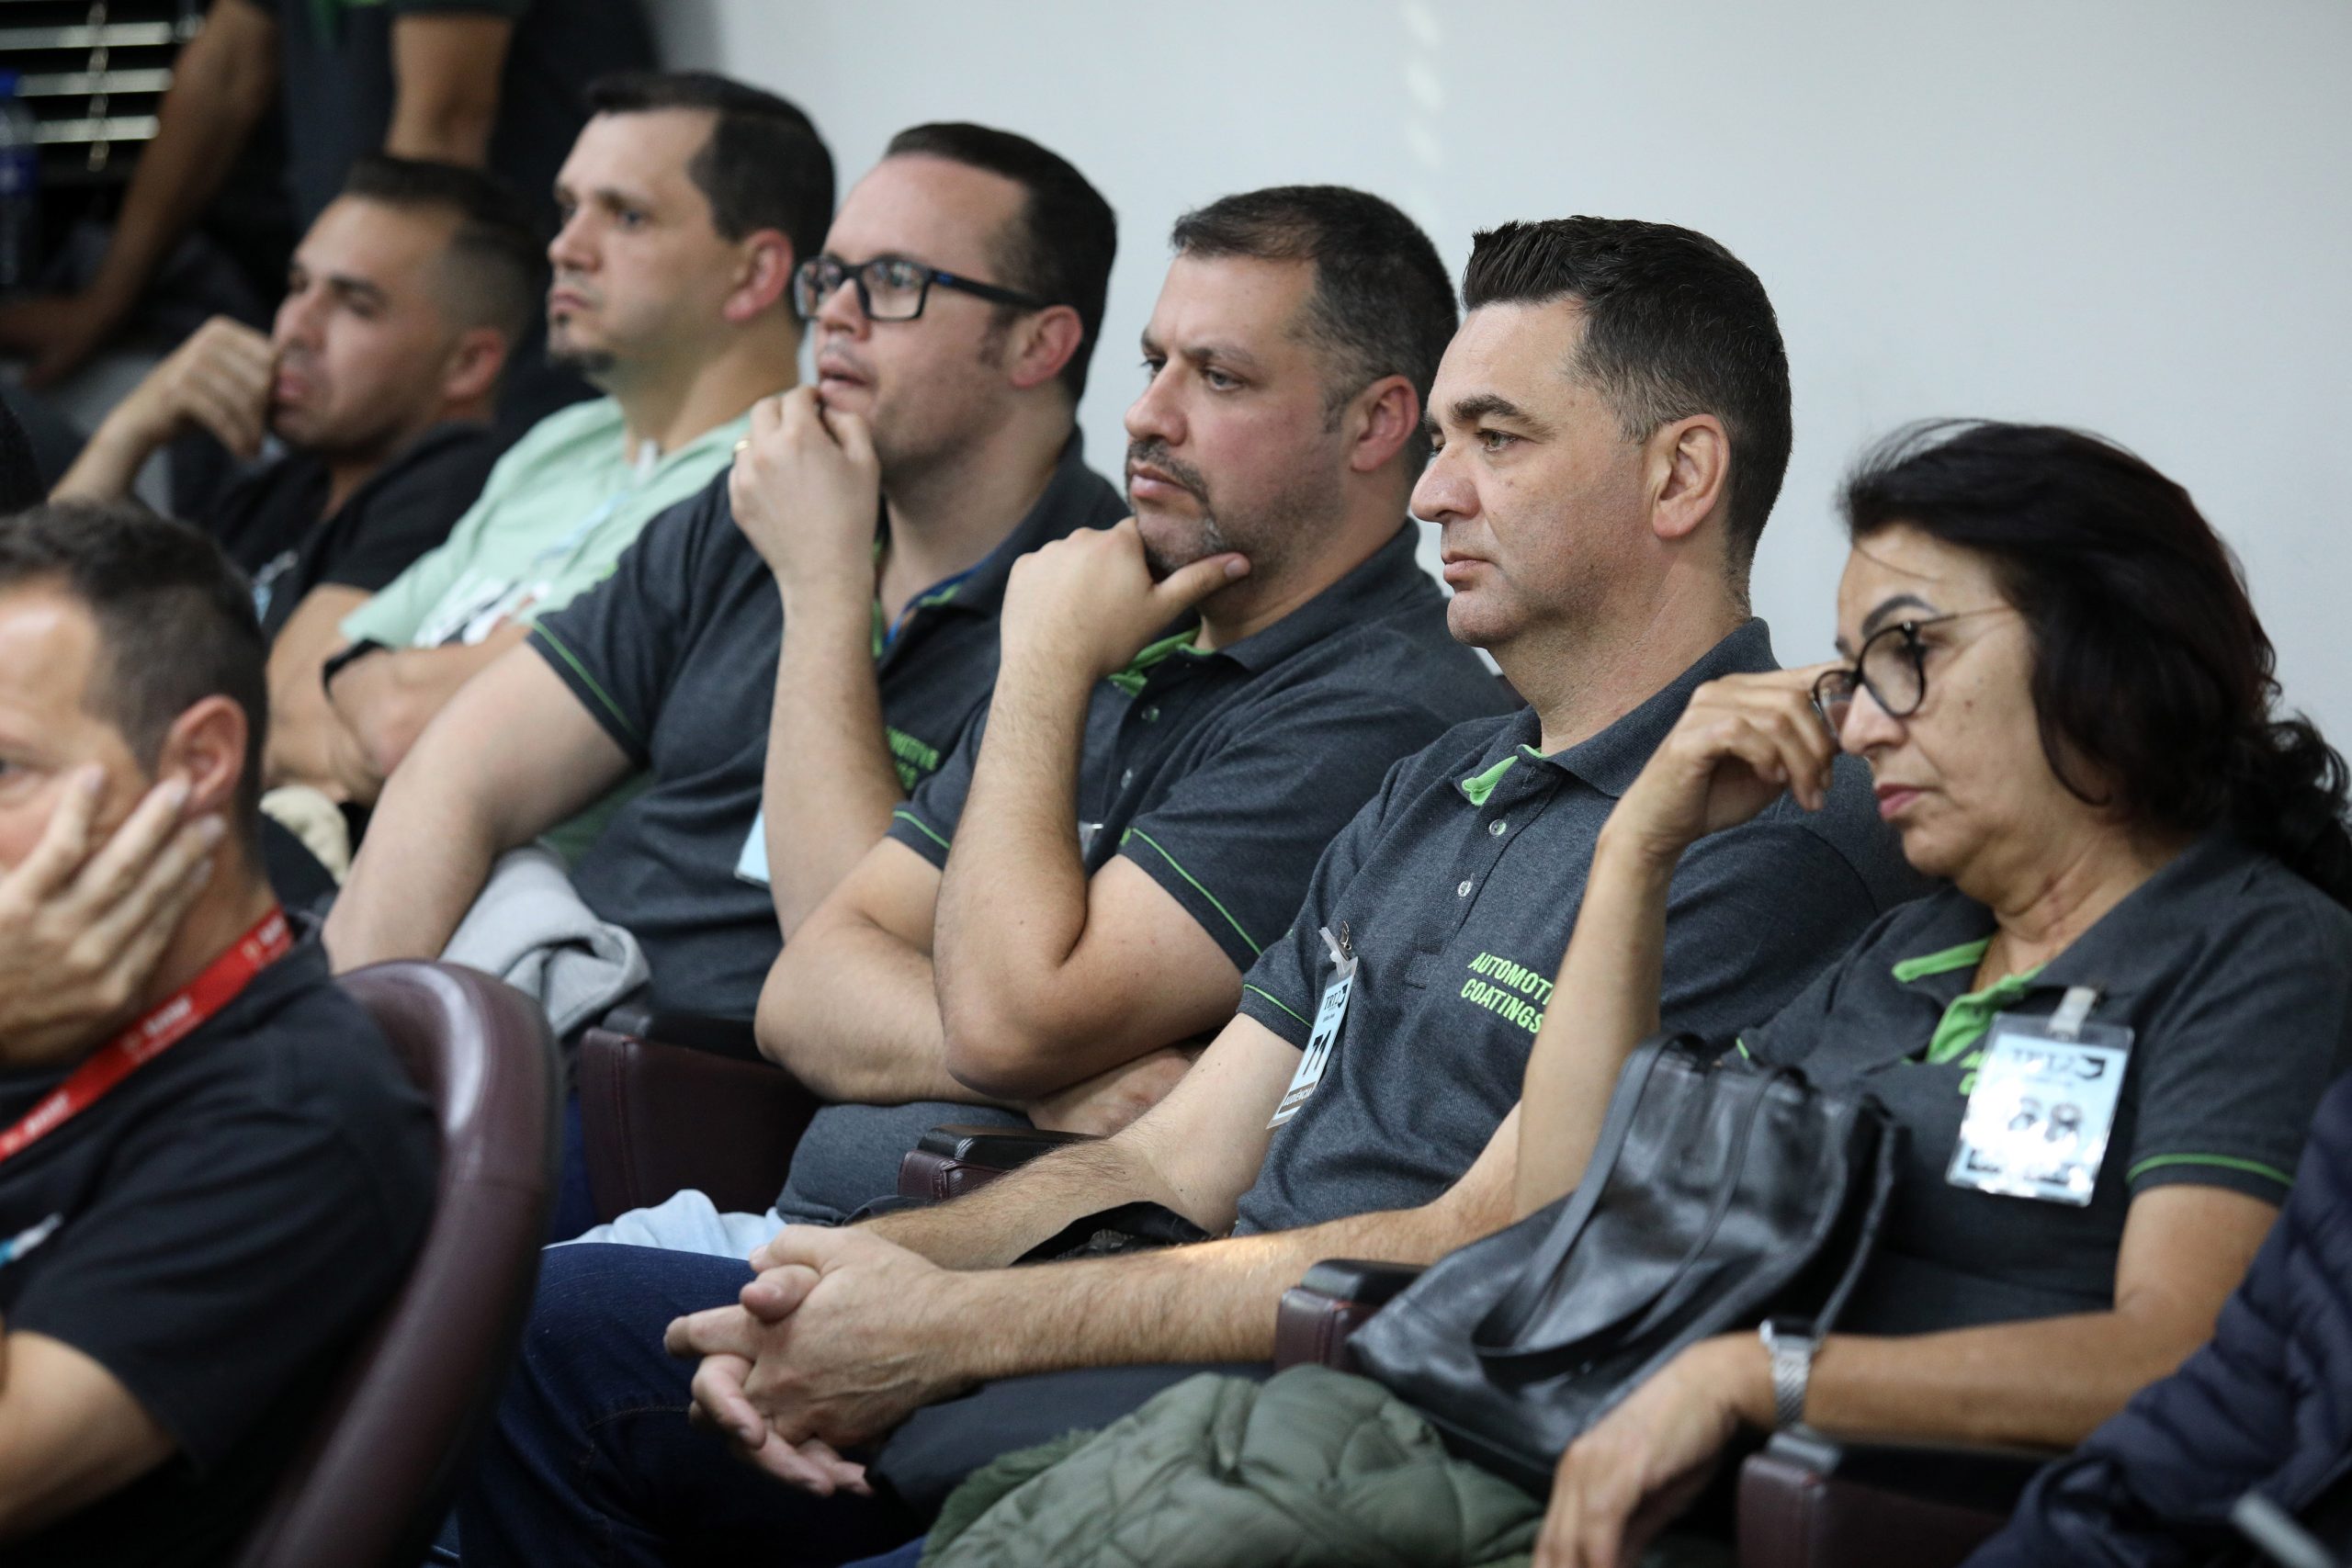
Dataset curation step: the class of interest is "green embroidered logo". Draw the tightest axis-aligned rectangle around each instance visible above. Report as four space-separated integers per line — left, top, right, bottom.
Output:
1459 950 1551 1035
886 727 942 792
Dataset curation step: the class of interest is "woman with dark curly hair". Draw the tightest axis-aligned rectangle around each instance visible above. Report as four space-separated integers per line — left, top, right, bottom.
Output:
1514 420 2352 1568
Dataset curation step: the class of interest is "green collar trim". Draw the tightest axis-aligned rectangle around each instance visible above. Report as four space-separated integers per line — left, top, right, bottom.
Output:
1890 937 2048 1069
1457 745 1549 807
1891 938 1991 985
1460 755 1518 806
1108 628 1204 697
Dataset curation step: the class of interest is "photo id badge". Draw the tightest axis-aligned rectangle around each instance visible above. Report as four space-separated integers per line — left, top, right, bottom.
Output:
1270 926 1355 1129
1947 986 2132 1206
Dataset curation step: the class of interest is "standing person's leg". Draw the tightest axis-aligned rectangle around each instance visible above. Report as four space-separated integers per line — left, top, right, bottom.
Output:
456 1244 917 1567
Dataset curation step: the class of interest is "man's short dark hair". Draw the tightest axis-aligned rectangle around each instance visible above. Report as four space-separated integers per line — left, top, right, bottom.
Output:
0 503 267 851
1170 186 1458 470
1463 218 1792 575
342 154 547 346
883 122 1115 402
586 71 835 276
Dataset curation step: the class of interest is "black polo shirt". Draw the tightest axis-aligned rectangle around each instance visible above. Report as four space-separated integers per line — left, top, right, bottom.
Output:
772 525 1514 1224
1231 619 1928 1236
2 942 437 1568
206 423 502 642
1740 832 2352 1336
531 436 1125 1019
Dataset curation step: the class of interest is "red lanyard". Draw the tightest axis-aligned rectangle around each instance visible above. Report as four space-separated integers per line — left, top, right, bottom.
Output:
0 907 292 1168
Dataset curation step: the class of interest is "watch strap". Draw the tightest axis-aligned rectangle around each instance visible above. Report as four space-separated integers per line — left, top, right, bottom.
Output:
320 638 389 696
1760 1318 1818 1430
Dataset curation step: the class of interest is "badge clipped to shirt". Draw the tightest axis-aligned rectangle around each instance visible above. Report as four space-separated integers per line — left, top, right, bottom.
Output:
735 808 770 887
1947 985 2132 1206
1269 924 1355 1129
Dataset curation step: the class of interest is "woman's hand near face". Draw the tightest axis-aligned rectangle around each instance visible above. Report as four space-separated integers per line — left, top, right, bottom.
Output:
1607 668 1843 865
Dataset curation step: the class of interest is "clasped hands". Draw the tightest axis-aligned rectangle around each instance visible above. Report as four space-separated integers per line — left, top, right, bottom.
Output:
663 1223 967 1498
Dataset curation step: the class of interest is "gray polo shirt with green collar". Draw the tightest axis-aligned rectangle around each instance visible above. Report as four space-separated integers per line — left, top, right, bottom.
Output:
771 524 1512 1224
1739 832 2352 1336
530 435 1125 1020
1231 617 1928 1236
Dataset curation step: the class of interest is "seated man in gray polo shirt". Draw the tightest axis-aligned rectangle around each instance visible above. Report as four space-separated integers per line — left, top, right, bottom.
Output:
456 216 1923 1566
585 186 1510 1248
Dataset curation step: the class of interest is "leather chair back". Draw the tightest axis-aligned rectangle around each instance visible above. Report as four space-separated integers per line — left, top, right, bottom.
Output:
231 961 560 1568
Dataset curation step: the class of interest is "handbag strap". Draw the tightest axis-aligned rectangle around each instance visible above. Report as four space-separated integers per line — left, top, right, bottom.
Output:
1474 1043 1799 1359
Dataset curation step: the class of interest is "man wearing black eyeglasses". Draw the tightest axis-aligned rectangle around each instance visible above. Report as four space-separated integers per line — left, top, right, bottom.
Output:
327 122 1133 1028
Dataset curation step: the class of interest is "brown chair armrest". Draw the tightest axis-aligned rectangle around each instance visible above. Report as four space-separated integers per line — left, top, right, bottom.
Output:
1273 1259 1425 1372
577 1026 820 1223
595 1004 763 1061
897 1123 1101 1202
1736 1429 2056 1568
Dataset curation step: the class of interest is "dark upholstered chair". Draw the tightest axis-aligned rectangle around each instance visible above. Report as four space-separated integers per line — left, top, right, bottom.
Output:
1273 1260 2052 1568
898 1122 1101 1201
576 1005 820 1223
231 961 560 1568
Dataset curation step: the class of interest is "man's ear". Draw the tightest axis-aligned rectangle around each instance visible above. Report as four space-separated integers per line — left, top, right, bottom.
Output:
723 230 797 324
154 695 250 826
1648 413 1731 545
1343 375 1419 475
441 325 509 408
1002 305 1084 393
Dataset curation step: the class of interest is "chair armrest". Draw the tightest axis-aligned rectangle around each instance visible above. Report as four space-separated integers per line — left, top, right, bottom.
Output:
897 1123 1102 1202
1273 1259 1426 1372
1736 1428 2058 1568
576 1027 820 1223
596 1003 763 1061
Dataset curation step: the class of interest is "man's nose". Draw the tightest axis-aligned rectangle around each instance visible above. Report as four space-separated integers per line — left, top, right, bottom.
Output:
1411 442 1473 523
1124 367 1184 447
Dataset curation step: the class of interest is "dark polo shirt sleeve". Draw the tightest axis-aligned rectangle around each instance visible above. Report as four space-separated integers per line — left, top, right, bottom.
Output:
886 709 981 868
2115 888 2352 1200
528 479 716 767
1112 680 1478 970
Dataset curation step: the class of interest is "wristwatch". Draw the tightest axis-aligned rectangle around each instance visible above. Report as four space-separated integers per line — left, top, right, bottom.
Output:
320 638 389 697
1758 1317 1819 1430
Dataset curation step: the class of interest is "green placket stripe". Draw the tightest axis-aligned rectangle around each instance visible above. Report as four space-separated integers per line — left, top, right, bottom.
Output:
891 809 951 852
2126 1153 2295 1190
530 626 641 745
1243 986 1313 1029
1123 828 1261 955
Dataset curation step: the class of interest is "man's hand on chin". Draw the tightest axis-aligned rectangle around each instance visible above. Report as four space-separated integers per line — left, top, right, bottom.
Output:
665 1226 974 1486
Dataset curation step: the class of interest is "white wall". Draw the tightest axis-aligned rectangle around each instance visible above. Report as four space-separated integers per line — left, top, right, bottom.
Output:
656 0 2352 736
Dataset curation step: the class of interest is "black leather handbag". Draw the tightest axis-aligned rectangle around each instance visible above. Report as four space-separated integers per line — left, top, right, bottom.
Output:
1350 1033 1902 1493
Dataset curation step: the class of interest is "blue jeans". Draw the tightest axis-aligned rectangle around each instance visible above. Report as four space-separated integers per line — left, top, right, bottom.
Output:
458 1243 1268 1565
455 1245 918 1566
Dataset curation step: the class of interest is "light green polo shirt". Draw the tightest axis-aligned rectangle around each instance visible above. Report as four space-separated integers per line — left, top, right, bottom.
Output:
339 396 752 649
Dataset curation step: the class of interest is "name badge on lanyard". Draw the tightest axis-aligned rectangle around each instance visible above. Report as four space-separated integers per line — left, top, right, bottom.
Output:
1270 925 1355 1129
1947 985 2132 1206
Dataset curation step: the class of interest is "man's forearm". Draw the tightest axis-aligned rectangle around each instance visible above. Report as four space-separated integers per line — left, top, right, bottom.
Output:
863 1134 1182 1268
762 595 902 934
931 655 1096 1071
943 1182 1512 1372
85 0 275 313
48 418 157 504
758 912 989 1105
323 750 507 968
333 626 528 783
